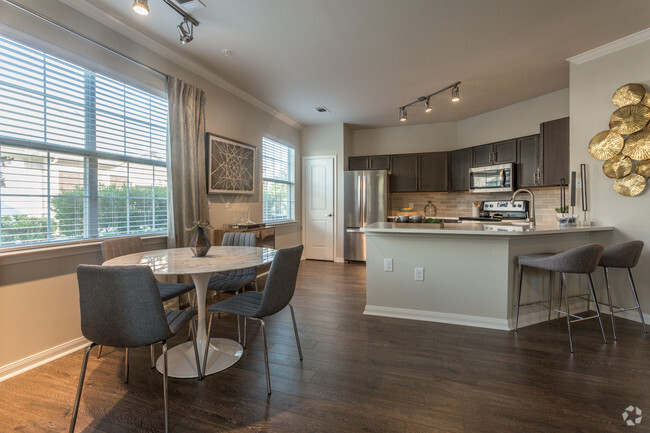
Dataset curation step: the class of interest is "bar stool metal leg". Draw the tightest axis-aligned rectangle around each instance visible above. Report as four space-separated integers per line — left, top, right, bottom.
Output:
515 264 524 332
562 272 574 353
587 274 607 344
546 271 553 323
627 268 647 333
603 267 617 340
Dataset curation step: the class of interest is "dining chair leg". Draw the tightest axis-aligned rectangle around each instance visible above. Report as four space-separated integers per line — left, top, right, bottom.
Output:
289 304 303 360
562 273 574 353
217 291 222 319
547 271 553 323
189 320 202 380
124 348 130 384
515 264 523 332
162 341 169 433
627 268 647 333
237 315 242 344
587 274 607 345
202 312 215 377
96 344 103 359
603 267 617 340
150 344 156 369
69 343 96 433
259 318 271 395
558 273 564 320
243 316 248 348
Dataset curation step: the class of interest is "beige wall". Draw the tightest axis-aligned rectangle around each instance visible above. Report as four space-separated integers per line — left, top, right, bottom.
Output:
351 122 457 155
569 38 650 322
301 123 346 261
0 0 300 377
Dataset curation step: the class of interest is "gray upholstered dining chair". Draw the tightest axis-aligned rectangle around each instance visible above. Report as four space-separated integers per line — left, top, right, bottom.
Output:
99 236 194 362
207 232 258 297
204 244 304 394
599 240 646 340
70 264 201 433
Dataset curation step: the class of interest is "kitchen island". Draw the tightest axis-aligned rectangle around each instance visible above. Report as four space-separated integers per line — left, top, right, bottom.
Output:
362 222 613 330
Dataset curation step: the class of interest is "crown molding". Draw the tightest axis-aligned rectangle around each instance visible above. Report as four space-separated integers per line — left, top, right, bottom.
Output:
567 27 650 65
57 0 302 130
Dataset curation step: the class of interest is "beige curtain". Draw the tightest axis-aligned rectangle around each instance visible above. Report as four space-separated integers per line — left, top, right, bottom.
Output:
166 76 208 248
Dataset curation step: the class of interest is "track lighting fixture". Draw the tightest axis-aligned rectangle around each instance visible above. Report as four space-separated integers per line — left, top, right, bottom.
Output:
397 81 461 122
178 18 194 44
132 0 200 44
424 97 432 113
451 85 460 102
132 0 149 16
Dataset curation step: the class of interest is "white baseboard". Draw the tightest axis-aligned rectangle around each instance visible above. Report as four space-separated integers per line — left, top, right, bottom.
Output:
0 337 88 383
334 256 345 263
363 305 510 331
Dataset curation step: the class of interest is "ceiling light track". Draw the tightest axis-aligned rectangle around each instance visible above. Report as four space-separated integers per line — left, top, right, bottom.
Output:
398 81 461 122
161 0 200 27
132 0 200 44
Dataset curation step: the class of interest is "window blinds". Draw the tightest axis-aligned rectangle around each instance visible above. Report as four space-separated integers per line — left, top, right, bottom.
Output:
262 137 295 222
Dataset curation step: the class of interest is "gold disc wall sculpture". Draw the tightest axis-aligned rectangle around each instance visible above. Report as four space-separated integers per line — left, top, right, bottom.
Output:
587 83 649 197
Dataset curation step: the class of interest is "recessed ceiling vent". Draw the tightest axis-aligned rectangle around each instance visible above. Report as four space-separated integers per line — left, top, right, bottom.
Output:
314 106 331 113
173 0 205 12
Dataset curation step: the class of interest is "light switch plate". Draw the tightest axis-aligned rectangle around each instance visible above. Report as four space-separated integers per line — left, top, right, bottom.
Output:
384 258 393 272
414 267 424 281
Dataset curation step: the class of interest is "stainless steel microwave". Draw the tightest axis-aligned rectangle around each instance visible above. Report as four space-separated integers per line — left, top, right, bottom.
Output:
469 163 515 193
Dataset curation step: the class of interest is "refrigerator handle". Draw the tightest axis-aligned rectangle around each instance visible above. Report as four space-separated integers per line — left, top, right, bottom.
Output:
363 173 368 227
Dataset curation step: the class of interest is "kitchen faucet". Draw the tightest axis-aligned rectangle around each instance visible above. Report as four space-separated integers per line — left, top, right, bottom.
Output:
510 189 535 226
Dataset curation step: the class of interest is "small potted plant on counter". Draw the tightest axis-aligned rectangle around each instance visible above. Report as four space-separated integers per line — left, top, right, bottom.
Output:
425 218 444 228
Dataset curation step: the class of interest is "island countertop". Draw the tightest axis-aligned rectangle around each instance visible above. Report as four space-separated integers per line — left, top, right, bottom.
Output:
362 221 613 236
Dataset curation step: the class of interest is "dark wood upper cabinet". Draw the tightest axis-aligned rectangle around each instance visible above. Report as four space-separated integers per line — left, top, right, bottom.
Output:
449 148 472 191
517 135 540 188
472 139 516 167
389 154 418 192
348 156 368 170
348 155 390 171
418 152 449 192
540 117 569 186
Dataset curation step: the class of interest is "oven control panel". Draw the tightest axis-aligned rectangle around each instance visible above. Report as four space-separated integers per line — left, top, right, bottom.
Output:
482 200 528 212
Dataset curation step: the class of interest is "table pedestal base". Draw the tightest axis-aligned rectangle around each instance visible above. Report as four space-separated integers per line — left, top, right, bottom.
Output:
156 338 243 378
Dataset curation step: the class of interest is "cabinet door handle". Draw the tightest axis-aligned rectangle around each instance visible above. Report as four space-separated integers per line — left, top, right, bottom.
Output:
492 151 497 163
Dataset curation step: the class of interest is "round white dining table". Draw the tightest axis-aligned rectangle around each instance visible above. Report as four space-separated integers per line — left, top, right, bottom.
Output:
103 245 276 379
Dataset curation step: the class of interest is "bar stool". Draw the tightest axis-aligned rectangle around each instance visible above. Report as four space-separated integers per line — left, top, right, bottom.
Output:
600 240 646 340
515 243 606 352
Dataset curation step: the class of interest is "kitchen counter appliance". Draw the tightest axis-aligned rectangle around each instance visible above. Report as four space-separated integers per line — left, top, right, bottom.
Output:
344 170 389 261
469 163 514 193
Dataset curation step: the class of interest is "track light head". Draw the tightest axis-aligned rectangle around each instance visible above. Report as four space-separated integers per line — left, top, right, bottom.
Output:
451 85 460 102
178 19 194 44
132 0 149 16
424 97 432 113
399 108 407 122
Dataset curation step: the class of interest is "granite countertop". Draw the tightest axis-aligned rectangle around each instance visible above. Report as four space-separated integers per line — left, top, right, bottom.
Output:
362 222 613 236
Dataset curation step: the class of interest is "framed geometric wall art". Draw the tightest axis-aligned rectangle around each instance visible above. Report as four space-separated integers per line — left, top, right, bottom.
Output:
205 133 256 194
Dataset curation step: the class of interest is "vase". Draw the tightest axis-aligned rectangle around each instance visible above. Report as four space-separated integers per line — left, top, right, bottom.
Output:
189 228 211 257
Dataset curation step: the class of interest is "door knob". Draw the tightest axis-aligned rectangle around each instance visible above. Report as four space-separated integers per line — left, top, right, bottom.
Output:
326 213 333 217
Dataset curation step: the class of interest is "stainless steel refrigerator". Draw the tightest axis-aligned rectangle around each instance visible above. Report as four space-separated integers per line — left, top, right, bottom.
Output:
344 170 389 262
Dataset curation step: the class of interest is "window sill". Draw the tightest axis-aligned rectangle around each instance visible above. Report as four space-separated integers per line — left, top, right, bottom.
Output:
0 234 167 266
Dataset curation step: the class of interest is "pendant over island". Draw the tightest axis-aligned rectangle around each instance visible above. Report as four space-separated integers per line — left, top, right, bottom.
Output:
362 221 613 330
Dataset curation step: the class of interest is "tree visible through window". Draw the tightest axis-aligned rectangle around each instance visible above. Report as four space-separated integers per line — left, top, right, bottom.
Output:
0 34 168 248
262 137 295 223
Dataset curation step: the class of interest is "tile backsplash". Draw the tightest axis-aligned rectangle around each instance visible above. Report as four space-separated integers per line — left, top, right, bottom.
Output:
391 187 563 226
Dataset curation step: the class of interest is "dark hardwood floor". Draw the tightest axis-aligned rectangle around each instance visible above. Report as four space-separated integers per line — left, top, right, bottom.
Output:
2 260 650 432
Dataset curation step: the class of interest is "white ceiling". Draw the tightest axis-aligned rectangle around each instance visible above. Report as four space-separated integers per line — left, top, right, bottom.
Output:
68 0 650 129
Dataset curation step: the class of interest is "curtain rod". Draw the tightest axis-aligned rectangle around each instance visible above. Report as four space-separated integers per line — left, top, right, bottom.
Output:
2 0 166 78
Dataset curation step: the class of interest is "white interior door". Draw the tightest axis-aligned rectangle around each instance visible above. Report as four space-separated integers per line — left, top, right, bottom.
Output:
303 156 335 261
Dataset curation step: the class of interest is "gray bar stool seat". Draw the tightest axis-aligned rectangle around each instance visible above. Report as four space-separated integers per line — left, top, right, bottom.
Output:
599 240 646 340
516 243 607 352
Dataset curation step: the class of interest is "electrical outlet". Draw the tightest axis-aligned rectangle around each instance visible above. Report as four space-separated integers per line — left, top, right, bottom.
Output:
576 178 582 188
414 267 424 281
384 258 393 272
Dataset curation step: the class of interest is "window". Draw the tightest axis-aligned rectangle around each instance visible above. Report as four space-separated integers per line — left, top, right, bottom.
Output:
0 34 168 248
262 137 295 223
